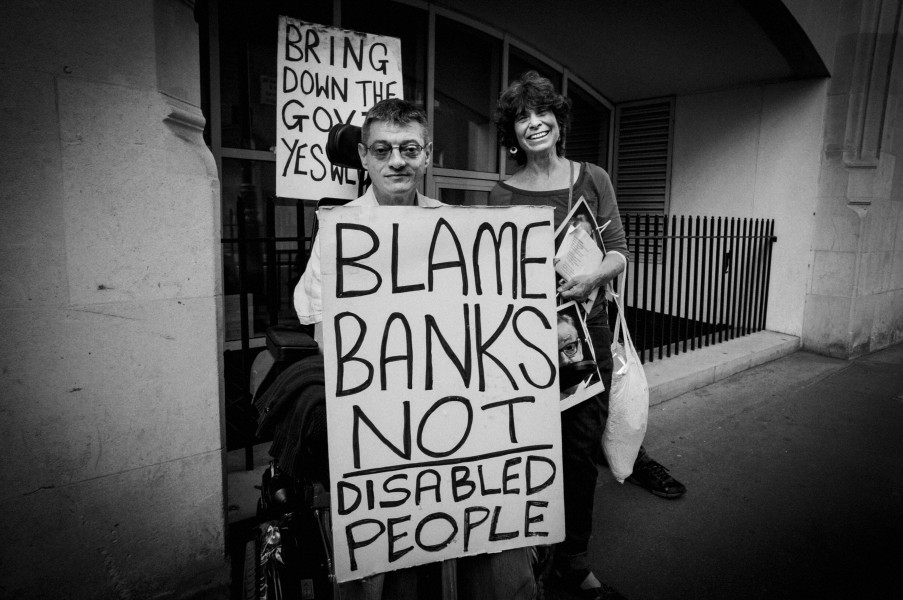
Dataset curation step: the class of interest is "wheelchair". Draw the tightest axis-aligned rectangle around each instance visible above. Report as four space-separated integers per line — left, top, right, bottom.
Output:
243 325 335 600
242 121 361 600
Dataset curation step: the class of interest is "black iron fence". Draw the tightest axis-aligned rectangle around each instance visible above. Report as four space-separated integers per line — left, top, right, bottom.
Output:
619 214 777 363
222 196 314 467
222 206 778 463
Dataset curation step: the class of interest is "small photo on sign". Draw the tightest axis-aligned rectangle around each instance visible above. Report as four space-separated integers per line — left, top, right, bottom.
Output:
553 197 608 315
557 301 605 411
553 196 607 256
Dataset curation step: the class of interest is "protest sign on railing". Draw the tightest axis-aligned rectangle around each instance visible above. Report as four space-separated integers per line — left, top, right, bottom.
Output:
276 17 403 200
319 205 565 582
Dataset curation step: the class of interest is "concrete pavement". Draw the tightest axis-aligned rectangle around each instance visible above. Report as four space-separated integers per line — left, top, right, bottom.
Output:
569 342 903 600
225 334 903 599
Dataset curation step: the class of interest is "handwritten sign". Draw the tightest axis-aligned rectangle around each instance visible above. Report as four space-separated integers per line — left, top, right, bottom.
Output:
319 205 565 582
276 17 403 200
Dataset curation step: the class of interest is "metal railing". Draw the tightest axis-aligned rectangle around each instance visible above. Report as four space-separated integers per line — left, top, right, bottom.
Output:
222 195 314 468
222 207 778 465
620 214 777 363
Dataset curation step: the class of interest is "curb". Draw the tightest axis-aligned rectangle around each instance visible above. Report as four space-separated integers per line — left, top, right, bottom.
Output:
643 330 801 406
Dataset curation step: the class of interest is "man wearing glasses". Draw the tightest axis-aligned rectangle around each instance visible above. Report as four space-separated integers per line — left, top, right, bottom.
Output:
292 97 536 599
558 310 605 403
558 312 585 366
294 97 442 346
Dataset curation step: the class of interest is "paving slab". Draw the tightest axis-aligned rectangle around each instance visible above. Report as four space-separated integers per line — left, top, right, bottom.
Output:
568 343 903 600
227 334 901 599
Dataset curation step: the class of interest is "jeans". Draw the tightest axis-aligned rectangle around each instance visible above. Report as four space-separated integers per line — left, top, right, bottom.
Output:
338 568 421 600
557 304 614 569
457 548 535 600
338 549 535 600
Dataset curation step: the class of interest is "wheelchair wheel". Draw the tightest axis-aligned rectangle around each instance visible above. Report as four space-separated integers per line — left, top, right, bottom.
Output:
242 537 260 600
243 518 328 600
242 523 291 600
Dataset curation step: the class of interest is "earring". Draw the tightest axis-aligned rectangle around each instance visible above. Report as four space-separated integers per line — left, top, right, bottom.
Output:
509 146 518 156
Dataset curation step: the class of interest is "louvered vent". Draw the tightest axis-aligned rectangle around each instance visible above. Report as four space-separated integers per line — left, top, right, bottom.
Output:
613 99 673 215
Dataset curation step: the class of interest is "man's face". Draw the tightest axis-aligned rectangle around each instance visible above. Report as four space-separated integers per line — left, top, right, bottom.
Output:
558 319 584 366
358 121 431 204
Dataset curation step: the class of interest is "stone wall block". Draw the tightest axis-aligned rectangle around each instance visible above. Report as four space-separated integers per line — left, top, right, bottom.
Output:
837 0 869 38
813 194 866 249
862 200 898 251
811 205 861 251
0 68 69 309
153 0 201 105
823 93 852 151
829 33 858 95
847 155 895 200
840 1 901 165
849 292 878 354
891 29 903 97
1 1 232 597
871 290 903 347
0 296 221 496
1 1 157 92
57 77 217 306
881 93 899 150
891 151 903 193
817 155 852 196
891 249 903 288
860 251 893 293
802 293 854 357
891 289 903 344
810 249 858 296
0 450 225 600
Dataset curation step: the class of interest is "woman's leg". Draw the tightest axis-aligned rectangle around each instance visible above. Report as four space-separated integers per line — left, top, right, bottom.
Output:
556 307 613 567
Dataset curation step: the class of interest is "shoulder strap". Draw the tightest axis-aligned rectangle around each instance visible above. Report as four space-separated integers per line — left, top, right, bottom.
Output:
582 162 611 215
567 159 574 212
581 162 598 192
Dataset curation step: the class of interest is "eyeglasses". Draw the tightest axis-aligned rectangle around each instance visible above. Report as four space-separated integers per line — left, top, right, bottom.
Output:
559 341 580 358
365 143 425 161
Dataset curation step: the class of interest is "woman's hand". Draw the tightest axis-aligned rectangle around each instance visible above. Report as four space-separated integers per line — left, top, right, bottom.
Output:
558 252 627 302
558 274 599 302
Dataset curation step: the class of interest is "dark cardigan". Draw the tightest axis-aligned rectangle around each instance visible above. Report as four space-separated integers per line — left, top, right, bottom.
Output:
254 353 329 483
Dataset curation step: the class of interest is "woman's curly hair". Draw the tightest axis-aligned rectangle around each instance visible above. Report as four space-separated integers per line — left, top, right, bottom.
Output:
494 70 572 166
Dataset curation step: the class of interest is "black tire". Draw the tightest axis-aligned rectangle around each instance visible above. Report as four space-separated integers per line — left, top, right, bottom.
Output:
243 537 259 600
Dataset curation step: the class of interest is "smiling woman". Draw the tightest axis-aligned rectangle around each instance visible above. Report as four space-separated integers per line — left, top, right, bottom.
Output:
496 72 571 170
488 69 632 600
515 108 559 158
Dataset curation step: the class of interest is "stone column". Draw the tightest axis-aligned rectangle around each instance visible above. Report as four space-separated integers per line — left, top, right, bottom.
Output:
0 1 226 597
804 0 903 357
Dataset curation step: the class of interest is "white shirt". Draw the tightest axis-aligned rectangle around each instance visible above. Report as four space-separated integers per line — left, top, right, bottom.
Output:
293 188 444 325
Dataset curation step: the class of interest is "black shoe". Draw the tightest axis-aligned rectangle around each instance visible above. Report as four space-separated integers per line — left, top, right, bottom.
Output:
627 459 686 499
549 567 627 600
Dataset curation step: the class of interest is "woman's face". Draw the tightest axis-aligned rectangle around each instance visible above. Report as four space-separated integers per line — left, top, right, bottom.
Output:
514 108 559 158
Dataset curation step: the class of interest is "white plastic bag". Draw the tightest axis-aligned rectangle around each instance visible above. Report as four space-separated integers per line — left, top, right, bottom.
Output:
602 292 649 483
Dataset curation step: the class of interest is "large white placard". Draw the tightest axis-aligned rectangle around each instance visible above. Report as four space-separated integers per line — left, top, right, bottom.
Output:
276 17 403 200
319 205 565 582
